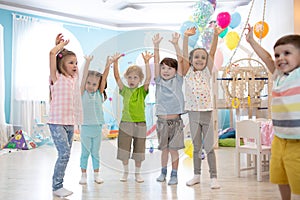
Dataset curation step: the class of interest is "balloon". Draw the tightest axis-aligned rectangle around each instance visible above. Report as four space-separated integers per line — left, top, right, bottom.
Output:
254 21 269 39
180 21 200 48
216 12 231 29
207 0 217 10
229 12 241 29
219 27 228 38
214 48 223 71
184 139 193 158
201 27 214 50
193 0 214 28
225 31 240 50
109 97 112 101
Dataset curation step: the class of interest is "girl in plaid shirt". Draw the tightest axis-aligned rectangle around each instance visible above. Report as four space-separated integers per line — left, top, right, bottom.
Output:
48 33 83 198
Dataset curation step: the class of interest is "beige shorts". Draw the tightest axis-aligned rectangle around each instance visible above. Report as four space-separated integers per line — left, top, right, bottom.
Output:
156 117 184 150
117 121 146 162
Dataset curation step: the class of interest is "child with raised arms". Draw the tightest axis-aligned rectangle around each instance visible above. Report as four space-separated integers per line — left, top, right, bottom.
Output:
113 51 153 183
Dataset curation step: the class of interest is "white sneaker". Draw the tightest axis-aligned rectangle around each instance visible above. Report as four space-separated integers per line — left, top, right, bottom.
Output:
53 187 73 197
135 173 144 183
120 172 128 182
79 173 87 185
186 175 200 186
94 176 104 184
210 178 220 189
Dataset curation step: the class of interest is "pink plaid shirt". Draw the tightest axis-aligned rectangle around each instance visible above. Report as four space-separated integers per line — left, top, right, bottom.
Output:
48 73 83 125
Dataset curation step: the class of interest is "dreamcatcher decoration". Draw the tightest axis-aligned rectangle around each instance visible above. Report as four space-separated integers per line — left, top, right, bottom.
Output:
221 58 268 109
220 0 270 113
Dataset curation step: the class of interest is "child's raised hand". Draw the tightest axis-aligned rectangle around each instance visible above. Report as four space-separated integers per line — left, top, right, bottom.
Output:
169 32 180 45
84 55 94 62
110 52 124 63
57 39 70 51
142 51 154 63
55 33 65 45
213 24 224 36
152 33 163 45
245 24 254 42
184 27 196 37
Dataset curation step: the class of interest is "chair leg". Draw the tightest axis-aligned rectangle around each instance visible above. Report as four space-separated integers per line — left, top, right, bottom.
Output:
257 154 262 182
236 152 240 177
246 154 252 168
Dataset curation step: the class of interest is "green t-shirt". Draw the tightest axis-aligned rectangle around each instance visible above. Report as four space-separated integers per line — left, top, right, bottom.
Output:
120 85 148 122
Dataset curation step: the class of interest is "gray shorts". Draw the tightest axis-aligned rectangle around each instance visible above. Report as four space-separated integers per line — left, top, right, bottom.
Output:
156 117 184 150
117 121 146 162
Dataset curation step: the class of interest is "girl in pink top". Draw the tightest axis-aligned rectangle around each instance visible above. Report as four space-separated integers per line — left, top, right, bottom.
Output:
48 33 83 198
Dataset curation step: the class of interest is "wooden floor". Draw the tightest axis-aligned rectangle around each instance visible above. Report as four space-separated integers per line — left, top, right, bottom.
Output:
0 138 280 200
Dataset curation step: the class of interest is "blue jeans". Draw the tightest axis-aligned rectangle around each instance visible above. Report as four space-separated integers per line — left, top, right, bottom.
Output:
49 124 74 191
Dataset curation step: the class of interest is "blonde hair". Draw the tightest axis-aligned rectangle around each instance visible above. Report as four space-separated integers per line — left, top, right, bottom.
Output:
124 65 144 82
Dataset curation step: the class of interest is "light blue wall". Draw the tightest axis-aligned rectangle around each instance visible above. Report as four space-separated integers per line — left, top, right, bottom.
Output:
0 8 13 123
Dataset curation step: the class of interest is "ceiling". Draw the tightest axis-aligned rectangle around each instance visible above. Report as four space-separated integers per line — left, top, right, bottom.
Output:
0 0 252 29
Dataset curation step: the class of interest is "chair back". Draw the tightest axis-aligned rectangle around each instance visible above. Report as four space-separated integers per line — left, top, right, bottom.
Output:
236 119 263 149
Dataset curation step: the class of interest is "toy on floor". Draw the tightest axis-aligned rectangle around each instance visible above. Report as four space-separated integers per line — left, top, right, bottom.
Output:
4 130 37 150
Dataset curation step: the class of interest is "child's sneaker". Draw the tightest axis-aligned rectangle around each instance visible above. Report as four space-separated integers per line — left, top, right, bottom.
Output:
120 172 128 182
79 173 87 185
168 176 178 185
156 174 166 182
186 175 200 186
53 187 73 197
210 178 221 189
94 174 104 184
135 173 144 183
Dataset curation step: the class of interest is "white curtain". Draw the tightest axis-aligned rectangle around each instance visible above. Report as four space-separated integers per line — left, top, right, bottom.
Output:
10 14 83 135
0 24 8 146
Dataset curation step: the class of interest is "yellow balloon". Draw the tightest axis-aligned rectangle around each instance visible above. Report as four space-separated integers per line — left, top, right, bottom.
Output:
225 31 240 50
184 139 193 158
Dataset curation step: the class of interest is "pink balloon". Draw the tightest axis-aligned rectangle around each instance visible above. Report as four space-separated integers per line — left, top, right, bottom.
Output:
216 12 231 29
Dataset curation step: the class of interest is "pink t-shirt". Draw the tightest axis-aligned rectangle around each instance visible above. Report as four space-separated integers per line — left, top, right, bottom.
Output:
184 67 213 111
48 73 83 125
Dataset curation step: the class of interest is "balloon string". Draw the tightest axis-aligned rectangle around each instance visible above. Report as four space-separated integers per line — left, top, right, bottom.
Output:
226 0 255 68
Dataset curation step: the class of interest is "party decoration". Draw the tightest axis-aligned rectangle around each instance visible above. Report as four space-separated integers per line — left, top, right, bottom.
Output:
201 27 214 50
184 139 193 158
225 31 240 50
180 21 200 48
207 0 217 10
193 0 214 28
219 27 228 38
254 21 269 39
216 12 231 29
229 12 241 29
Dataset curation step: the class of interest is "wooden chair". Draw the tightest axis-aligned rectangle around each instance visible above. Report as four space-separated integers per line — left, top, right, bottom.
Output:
235 119 271 181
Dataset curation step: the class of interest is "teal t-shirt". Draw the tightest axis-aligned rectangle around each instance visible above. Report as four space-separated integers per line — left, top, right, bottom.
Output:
120 85 148 122
82 90 104 125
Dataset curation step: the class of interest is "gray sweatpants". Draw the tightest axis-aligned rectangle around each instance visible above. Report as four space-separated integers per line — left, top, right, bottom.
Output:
188 111 217 178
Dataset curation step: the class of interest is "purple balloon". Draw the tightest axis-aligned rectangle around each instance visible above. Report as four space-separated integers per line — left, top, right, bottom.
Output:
207 0 217 10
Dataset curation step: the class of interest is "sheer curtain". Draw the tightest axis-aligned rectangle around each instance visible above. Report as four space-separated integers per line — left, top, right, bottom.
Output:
10 14 83 135
0 24 8 146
